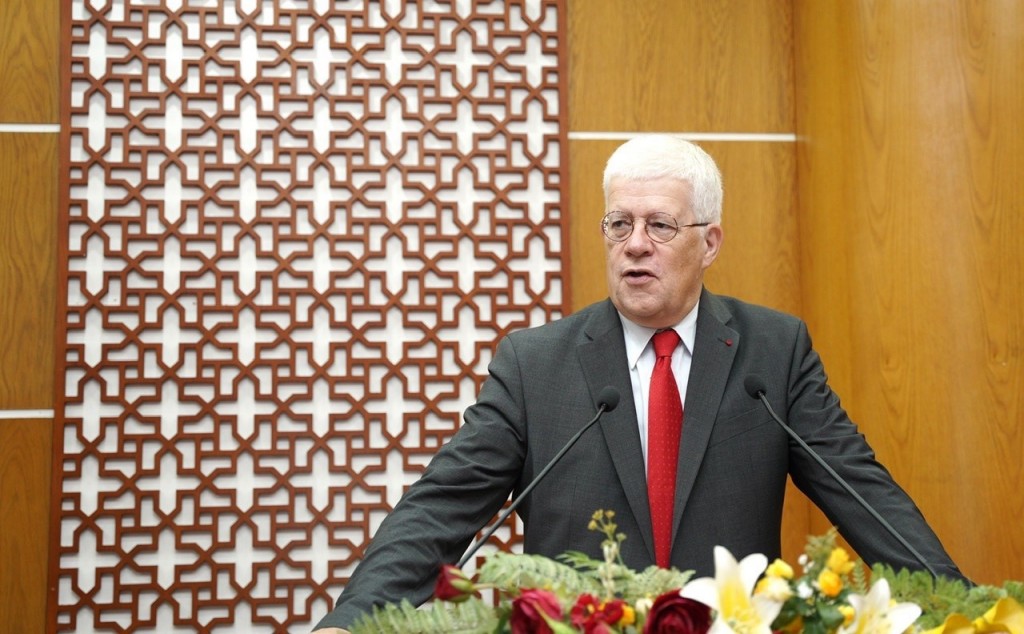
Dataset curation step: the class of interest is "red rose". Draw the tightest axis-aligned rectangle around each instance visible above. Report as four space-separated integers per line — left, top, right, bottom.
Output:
433 564 476 603
643 591 711 634
510 588 563 634
571 593 627 633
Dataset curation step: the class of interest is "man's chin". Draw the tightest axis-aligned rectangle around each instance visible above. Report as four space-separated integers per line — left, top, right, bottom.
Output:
615 303 665 328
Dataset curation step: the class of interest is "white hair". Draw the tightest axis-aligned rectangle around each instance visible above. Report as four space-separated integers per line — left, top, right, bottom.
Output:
602 134 723 224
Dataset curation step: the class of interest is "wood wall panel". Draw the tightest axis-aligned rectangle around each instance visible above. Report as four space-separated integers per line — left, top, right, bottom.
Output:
795 1 1024 584
567 0 793 132
0 0 61 122
0 133 57 409
567 139 621 311
0 3 61 633
0 419 52 634
697 142 800 314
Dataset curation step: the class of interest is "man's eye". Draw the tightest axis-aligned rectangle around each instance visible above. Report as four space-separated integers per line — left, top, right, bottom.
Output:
649 221 672 231
610 219 631 230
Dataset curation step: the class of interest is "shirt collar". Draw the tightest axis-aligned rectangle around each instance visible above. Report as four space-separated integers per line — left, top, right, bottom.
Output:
618 300 700 369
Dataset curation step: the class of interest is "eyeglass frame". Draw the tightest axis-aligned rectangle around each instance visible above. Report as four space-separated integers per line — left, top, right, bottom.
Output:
600 211 710 243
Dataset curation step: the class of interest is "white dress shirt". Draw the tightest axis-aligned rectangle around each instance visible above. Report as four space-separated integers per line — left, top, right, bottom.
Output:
617 301 699 467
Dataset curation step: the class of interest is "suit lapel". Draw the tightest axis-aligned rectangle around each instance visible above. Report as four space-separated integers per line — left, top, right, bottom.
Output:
576 293 740 562
672 289 739 539
577 301 657 560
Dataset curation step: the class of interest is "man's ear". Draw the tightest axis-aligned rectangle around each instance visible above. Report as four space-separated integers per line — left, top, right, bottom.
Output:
702 223 723 268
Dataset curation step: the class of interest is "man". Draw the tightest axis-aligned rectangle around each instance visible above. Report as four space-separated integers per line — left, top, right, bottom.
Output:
313 135 963 632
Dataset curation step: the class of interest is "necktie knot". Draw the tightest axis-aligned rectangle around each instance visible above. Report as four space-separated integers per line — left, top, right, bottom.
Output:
653 329 680 359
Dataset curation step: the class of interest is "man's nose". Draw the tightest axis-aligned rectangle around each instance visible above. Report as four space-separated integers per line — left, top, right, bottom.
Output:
623 220 655 253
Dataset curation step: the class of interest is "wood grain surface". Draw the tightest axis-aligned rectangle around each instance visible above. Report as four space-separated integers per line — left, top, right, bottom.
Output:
795 0 1024 583
567 0 793 133
0 0 60 122
0 133 58 409
0 418 52 633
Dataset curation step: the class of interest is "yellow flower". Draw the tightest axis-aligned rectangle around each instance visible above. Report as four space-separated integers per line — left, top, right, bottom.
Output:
919 598 1024 634
839 604 855 627
817 569 843 598
619 604 636 626
755 576 793 602
920 613 976 634
978 596 1024 633
766 558 795 580
827 548 855 575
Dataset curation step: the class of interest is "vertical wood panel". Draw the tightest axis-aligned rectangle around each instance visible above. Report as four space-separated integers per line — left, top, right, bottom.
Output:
0 0 61 122
0 133 58 409
698 142 800 313
795 0 1024 584
0 2 61 631
567 0 793 132
0 419 52 634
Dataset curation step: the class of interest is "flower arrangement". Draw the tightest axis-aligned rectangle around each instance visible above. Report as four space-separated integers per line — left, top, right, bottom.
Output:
350 511 1024 634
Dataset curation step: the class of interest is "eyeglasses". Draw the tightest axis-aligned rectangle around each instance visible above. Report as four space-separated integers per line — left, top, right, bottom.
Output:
600 211 710 243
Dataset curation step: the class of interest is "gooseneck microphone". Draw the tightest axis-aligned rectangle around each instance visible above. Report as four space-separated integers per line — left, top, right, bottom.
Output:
743 375 940 579
456 386 621 568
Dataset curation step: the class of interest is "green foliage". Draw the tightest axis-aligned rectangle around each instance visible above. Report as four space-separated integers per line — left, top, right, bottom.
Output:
555 553 692 603
1006 580 1024 603
849 557 869 594
350 598 501 634
803 530 842 562
616 565 693 601
872 563 1023 629
479 551 603 598
351 518 1024 634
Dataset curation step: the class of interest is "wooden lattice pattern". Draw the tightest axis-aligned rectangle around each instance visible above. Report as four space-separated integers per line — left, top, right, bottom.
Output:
55 1 567 630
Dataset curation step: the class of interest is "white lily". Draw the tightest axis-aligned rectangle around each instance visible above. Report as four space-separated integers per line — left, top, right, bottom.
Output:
680 546 784 634
838 578 922 634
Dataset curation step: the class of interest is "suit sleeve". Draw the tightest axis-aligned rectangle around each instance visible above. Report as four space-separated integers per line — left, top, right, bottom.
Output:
314 336 529 629
782 321 967 581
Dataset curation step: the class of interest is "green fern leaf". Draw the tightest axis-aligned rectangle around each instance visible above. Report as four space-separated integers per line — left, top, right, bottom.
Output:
350 597 501 634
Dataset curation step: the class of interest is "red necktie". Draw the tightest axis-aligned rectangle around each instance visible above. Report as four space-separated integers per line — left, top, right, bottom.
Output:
648 329 682 568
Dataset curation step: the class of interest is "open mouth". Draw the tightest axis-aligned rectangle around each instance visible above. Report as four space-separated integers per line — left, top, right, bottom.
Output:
624 269 655 282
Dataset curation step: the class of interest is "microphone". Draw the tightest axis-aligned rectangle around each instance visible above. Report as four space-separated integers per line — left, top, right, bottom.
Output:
456 386 621 568
743 375 941 579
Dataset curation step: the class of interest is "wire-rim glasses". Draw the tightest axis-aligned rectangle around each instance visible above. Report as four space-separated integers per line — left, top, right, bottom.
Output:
600 211 710 243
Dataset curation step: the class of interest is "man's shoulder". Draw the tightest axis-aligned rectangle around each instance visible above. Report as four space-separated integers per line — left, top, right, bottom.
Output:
508 299 615 340
703 290 804 332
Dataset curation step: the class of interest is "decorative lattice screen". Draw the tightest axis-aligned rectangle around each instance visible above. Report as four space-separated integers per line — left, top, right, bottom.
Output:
54 1 567 630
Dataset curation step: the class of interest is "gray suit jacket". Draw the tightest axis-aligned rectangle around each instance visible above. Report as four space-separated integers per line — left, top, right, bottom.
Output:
317 289 962 629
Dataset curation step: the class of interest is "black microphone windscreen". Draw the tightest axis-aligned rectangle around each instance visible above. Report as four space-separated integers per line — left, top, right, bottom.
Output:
744 375 768 399
597 386 620 412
